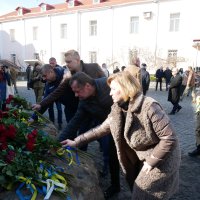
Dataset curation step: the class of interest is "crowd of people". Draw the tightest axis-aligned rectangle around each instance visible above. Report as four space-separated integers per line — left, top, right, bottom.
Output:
3 50 200 199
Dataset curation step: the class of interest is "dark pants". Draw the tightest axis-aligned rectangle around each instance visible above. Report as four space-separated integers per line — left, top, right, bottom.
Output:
171 102 181 113
64 107 76 123
156 78 162 91
109 136 120 188
48 101 62 124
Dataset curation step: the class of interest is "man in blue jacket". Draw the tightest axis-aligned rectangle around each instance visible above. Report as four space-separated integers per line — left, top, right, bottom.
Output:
41 64 64 128
47 57 63 130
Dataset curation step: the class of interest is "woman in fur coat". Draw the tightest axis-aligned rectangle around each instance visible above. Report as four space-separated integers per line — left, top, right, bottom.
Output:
61 71 181 200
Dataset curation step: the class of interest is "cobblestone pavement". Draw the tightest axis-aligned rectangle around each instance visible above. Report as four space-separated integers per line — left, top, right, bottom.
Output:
17 81 200 200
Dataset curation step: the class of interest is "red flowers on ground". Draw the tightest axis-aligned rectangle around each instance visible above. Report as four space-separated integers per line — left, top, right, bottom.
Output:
26 129 38 152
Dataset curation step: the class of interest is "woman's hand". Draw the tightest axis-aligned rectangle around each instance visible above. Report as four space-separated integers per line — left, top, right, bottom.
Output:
61 139 76 148
142 161 153 174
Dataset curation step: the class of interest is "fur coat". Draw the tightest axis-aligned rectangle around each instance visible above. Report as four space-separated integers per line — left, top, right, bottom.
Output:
75 93 181 200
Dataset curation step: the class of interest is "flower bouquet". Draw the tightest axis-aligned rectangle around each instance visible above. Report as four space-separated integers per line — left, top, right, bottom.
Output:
0 95 79 200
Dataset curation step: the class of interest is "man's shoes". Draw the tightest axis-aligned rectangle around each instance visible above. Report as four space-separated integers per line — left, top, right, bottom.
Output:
176 106 182 113
188 148 200 157
58 124 62 131
104 185 120 199
168 112 175 115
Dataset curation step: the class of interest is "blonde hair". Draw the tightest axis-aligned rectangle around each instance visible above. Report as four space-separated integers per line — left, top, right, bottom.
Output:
107 71 141 101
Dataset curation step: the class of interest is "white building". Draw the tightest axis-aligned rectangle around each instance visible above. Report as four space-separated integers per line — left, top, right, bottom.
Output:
0 0 200 73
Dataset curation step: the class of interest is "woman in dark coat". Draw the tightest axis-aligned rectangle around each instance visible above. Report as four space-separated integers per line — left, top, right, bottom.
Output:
62 71 181 200
168 67 182 115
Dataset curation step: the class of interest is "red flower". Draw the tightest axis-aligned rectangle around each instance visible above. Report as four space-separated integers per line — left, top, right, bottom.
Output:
31 129 38 137
27 134 35 142
6 150 16 163
8 95 14 100
0 142 8 150
6 125 16 139
5 98 11 104
5 107 9 111
0 124 6 133
26 142 35 151
0 136 6 143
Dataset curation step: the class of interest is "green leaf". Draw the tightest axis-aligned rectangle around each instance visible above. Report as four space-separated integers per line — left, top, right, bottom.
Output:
0 175 6 184
6 170 13 176
0 161 7 167
8 145 15 150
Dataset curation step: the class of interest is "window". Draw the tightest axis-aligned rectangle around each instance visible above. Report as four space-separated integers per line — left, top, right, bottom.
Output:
168 49 177 62
89 20 97 36
93 0 100 4
60 24 67 39
130 16 139 34
68 0 74 8
10 29 15 41
11 54 16 64
41 4 46 12
34 53 39 59
89 51 97 63
169 13 180 32
17 8 23 16
33 27 38 40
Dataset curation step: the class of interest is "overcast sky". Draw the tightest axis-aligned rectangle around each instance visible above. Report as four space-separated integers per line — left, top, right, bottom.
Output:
0 0 65 15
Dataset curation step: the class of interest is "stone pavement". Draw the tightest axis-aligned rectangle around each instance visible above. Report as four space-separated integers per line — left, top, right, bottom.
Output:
17 81 200 200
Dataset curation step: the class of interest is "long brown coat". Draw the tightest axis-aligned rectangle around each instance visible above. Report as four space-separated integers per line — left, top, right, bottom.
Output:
75 93 181 200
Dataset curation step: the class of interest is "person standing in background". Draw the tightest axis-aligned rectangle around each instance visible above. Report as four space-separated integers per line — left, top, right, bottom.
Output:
9 66 19 94
140 63 150 95
188 93 200 157
181 66 196 103
102 63 109 77
164 67 172 91
26 64 31 90
155 66 164 91
168 68 182 115
30 62 45 103
47 57 63 130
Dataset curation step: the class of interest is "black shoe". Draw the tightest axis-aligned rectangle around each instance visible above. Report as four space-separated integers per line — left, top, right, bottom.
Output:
104 185 120 199
188 148 200 157
168 112 175 115
176 106 182 113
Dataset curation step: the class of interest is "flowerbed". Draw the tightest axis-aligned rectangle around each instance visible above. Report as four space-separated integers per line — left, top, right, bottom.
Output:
0 95 78 200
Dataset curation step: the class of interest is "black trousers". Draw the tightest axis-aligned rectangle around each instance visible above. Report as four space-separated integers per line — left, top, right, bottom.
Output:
109 136 120 188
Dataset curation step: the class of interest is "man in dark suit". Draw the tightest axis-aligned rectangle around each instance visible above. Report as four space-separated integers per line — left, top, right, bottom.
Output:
155 66 164 91
168 67 182 115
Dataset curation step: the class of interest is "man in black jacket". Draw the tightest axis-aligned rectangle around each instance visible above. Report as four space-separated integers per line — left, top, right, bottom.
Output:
60 72 120 199
168 67 182 115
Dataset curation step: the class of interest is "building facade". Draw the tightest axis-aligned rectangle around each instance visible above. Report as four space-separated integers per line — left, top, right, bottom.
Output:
0 0 199 72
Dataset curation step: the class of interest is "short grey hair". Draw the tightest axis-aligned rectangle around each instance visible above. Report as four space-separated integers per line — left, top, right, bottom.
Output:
41 64 54 74
64 50 80 60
